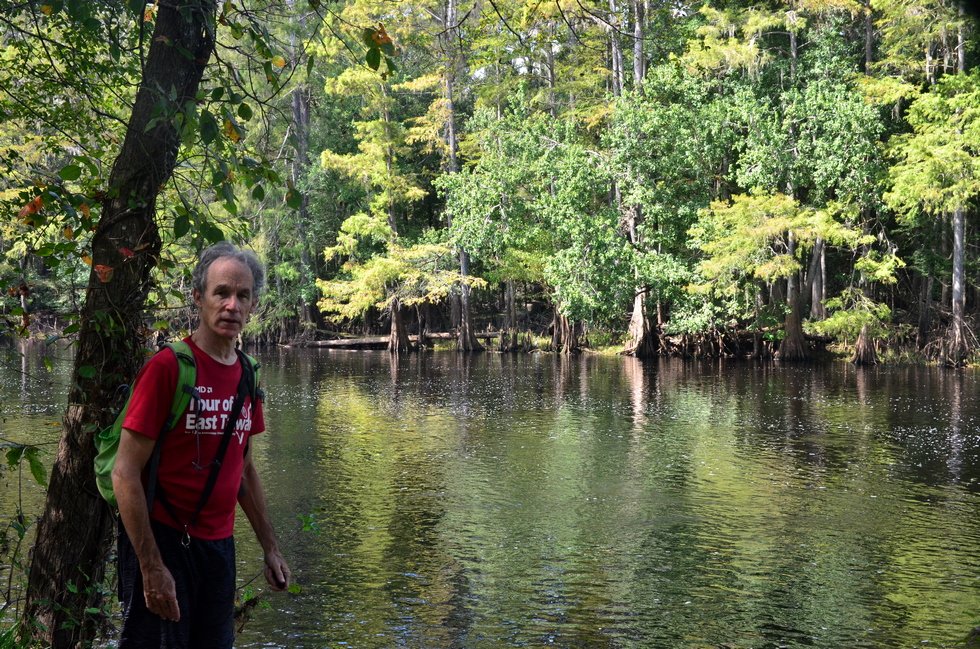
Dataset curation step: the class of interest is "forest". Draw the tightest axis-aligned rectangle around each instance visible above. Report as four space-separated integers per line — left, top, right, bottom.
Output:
2 0 979 367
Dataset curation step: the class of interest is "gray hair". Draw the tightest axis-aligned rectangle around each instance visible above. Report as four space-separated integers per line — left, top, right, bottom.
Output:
191 241 266 302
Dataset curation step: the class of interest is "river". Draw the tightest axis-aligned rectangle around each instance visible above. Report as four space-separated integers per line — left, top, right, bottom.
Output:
4 345 980 648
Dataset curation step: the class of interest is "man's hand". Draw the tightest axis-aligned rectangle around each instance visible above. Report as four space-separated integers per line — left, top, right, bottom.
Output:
142 562 180 621
264 550 291 591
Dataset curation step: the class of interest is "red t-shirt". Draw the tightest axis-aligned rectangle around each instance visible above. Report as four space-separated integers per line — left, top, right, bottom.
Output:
122 337 265 540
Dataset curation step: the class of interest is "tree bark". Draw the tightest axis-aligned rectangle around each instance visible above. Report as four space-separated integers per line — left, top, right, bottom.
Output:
941 205 972 366
24 3 217 647
851 324 878 365
622 289 658 357
914 273 931 348
607 0 624 96
551 311 581 354
632 0 645 89
864 1 874 73
810 238 826 320
388 297 412 353
776 237 823 361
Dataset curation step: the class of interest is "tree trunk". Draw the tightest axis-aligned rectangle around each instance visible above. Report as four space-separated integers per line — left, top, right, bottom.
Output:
632 0 645 89
457 250 484 352
437 0 482 354
388 297 412 354
622 289 658 357
917 273 933 349
810 238 826 320
941 205 972 366
289 5 317 328
499 280 519 352
607 0 624 96
851 324 878 365
24 3 217 647
864 1 874 73
776 237 823 361
752 282 766 359
551 311 581 354
292 83 316 327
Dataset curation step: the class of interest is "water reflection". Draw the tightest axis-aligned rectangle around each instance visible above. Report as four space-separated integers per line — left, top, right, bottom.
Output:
4 347 980 648
221 352 980 649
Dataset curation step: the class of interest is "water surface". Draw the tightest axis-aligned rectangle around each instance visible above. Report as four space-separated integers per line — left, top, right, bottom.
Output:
238 351 980 649
4 346 980 648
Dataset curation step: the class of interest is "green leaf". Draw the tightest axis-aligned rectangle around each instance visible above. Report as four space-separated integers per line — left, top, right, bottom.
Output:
202 222 225 244
59 164 82 181
25 447 47 487
6 447 22 469
221 183 235 205
287 584 302 594
286 189 303 210
151 320 170 331
365 48 381 71
78 365 97 379
43 357 53 372
238 103 253 121
361 28 376 48
251 184 265 201
63 323 80 335
44 334 61 346
85 608 101 615
200 111 219 145
174 213 191 239
211 86 224 101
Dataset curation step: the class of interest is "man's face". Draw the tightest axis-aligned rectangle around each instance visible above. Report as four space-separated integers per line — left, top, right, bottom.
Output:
193 257 256 340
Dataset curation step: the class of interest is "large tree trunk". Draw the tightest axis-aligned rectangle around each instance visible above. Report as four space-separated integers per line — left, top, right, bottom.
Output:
551 311 581 354
622 290 658 357
23 3 217 647
851 324 878 365
776 237 823 361
941 205 972 366
388 297 412 354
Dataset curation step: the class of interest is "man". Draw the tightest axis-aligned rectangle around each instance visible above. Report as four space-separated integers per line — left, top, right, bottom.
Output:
112 241 290 648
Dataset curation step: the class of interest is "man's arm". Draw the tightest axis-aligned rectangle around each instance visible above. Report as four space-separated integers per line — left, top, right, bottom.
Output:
112 428 181 621
239 443 291 591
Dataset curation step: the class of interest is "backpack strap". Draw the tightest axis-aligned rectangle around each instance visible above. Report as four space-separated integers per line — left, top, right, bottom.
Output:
144 342 198 514
184 348 252 532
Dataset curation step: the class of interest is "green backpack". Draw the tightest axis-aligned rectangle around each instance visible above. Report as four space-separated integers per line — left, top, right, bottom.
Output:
93 341 260 510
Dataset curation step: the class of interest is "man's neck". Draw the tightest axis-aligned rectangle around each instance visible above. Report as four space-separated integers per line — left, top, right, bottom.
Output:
190 330 239 365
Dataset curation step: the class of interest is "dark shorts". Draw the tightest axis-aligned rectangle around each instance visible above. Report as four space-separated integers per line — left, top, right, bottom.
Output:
117 518 236 649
